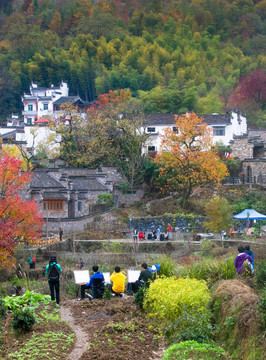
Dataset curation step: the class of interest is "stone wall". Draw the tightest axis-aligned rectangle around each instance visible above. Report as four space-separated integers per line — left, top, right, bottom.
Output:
43 209 114 235
114 188 144 205
230 136 253 160
242 159 266 178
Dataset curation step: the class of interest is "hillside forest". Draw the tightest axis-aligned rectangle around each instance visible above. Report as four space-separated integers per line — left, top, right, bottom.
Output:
0 0 265 127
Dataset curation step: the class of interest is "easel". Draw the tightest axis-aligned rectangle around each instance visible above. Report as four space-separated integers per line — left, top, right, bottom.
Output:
127 269 141 294
73 270 90 299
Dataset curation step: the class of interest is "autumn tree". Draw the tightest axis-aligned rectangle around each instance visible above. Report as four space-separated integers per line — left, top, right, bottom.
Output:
155 112 228 204
204 196 232 244
0 152 43 268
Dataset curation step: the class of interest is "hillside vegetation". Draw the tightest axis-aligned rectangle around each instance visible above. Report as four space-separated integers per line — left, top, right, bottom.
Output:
0 0 265 126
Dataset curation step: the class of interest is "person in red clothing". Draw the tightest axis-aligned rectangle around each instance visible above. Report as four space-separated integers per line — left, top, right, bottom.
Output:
167 223 173 240
138 231 144 241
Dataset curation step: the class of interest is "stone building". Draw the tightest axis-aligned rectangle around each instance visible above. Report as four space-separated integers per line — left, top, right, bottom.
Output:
27 166 144 234
230 129 266 184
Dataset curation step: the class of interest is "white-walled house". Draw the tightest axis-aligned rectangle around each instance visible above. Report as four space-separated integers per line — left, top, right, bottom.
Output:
22 82 69 125
142 110 247 153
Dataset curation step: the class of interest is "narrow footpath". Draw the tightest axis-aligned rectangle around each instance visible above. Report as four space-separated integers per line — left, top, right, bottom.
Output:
60 302 90 360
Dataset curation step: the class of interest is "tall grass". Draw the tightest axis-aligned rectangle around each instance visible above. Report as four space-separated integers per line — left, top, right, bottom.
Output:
177 256 236 284
152 254 236 285
152 254 176 277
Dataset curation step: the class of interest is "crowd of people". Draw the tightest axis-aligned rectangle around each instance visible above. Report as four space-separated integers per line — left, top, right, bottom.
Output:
133 223 173 242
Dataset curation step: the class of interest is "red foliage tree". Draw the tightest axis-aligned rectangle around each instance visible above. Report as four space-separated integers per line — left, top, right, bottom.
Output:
228 68 266 111
0 153 43 268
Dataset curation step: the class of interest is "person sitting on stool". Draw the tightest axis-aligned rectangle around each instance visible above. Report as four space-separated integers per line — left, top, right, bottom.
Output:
110 266 126 296
79 265 105 300
135 263 153 292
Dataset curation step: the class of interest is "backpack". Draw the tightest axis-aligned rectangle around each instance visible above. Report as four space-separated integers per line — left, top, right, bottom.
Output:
48 263 60 281
32 257 36 264
241 255 254 277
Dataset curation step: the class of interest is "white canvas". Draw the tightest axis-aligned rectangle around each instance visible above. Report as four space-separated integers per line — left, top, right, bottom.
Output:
103 272 111 284
73 270 90 285
127 270 140 283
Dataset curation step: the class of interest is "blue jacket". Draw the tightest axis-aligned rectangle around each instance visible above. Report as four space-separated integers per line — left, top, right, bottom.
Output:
86 271 104 288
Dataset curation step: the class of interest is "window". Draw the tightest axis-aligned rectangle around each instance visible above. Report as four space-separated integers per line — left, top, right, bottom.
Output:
28 104 33 111
147 127 156 133
148 146 156 151
27 118 32 125
43 200 63 211
173 126 178 132
213 126 225 136
43 103 48 110
78 201 82 211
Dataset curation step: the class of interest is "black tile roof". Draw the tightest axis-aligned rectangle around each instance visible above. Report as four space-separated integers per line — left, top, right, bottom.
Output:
69 177 108 191
53 96 80 105
42 192 68 200
0 130 17 139
143 113 232 126
31 172 65 189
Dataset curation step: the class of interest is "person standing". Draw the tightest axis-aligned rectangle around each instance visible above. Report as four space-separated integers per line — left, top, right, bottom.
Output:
133 229 138 243
59 228 63 241
32 256 36 269
79 258 85 269
167 223 173 240
46 255 62 305
157 226 161 241
28 256 33 269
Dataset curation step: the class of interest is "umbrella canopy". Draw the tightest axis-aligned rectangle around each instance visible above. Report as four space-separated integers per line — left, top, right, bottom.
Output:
233 209 266 220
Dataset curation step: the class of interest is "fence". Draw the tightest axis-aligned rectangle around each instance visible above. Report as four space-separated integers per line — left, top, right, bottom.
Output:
222 176 266 186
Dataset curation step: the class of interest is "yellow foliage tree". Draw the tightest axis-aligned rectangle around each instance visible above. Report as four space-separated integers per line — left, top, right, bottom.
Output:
155 112 228 203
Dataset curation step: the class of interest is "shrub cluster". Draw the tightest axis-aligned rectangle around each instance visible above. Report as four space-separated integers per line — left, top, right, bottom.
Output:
162 340 228 360
12 308 36 332
144 277 210 324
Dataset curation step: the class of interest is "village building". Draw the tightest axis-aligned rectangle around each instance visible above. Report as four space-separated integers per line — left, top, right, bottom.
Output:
25 166 143 234
230 129 266 185
142 110 247 153
21 82 89 125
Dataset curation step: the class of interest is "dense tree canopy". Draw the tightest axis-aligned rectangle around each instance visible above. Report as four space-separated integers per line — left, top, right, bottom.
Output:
155 112 228 202
0 0 265 126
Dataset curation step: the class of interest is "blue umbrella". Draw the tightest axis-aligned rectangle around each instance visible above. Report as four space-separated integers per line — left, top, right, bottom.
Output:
233 209 266 220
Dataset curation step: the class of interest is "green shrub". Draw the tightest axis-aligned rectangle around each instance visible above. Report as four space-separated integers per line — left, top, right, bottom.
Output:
153 254 175 277
144 277 210 324
162 340 228 360
97 193 114 207
133 285 148 309
255 260 266 290
200 239 215 253
12 308 36 332
103 286 112 300
0 298 6 320
163 306 214 343
258 289 266 331
62 280 76 297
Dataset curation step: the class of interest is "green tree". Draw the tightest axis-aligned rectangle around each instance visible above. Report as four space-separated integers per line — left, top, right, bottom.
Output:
204 196 232 243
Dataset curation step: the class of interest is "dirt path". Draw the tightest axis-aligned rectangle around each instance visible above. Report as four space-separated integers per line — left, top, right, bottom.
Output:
60 302 90 360
60 298 166 360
